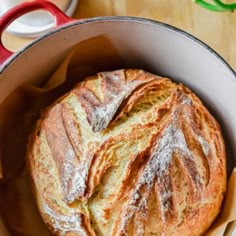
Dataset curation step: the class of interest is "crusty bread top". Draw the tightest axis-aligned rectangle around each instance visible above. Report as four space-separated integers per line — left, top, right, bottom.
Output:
27 69 226 236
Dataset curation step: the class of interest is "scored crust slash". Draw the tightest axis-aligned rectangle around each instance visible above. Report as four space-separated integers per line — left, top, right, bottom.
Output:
27 69 226 236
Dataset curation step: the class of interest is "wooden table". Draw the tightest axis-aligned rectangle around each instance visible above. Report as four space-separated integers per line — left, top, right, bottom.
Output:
3 0 236 70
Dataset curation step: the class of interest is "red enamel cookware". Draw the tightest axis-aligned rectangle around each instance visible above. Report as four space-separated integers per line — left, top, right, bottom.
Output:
0 1 235 234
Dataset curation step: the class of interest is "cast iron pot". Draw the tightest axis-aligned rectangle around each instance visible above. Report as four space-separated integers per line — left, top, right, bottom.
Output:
0 0 235 178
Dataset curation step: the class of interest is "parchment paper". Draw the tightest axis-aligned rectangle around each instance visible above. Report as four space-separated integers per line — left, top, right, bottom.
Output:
0 38 235 236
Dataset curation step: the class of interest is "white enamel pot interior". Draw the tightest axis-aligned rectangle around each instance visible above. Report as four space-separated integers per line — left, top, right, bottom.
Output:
0 2 235 177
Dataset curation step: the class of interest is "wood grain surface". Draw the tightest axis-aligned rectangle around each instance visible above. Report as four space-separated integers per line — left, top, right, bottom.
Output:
2 0 236 70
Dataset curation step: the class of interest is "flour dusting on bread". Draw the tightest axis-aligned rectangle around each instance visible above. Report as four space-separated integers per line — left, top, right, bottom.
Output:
27 69 226 236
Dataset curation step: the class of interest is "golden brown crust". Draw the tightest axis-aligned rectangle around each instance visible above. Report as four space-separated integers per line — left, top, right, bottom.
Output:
27 69 226 236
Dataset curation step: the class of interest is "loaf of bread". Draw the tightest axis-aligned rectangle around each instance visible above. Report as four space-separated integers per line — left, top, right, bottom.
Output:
27 69 226 236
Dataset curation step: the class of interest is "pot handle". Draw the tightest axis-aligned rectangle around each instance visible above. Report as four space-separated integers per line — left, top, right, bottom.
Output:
0 0 75 65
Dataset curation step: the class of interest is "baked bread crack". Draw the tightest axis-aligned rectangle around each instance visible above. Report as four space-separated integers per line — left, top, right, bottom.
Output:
27 69 226 236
